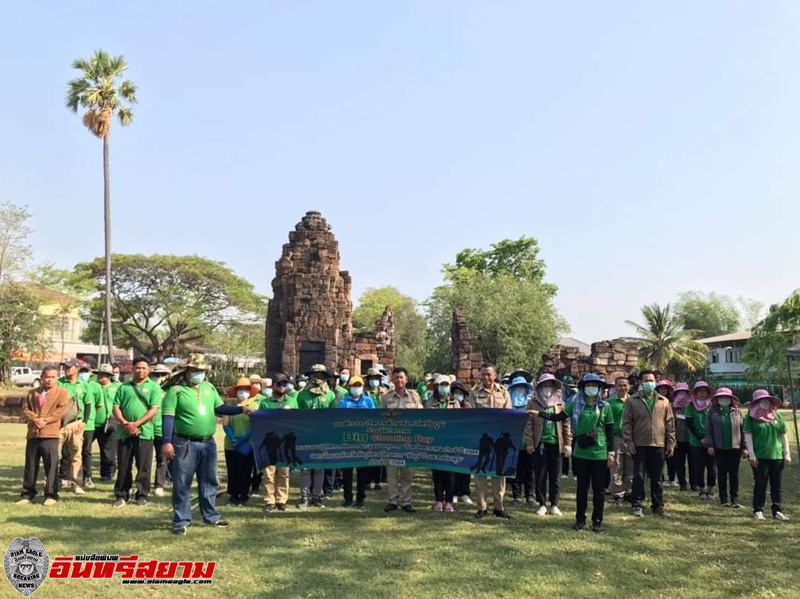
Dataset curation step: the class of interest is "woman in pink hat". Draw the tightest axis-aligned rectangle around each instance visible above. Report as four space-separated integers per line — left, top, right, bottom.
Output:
704 388 746 508
685 381 716 500
744 390 791 521
656 380 678 487
671 383 695 492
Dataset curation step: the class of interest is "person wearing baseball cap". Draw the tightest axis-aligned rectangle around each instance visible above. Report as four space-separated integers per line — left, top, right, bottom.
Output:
337 376 374 509
57 358 95 495
92 364 120 484
222 377 259 507
744 390 791 521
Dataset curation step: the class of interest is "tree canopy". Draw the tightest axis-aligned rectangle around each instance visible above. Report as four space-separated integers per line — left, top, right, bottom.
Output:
626 303 707 374
353 286 427 378
743 291 800 385
674 291 741 339
426 238 565 374
0 202 33 285
74 254 266 362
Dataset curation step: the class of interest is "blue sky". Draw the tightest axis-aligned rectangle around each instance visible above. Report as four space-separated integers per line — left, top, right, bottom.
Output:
2 1 799 343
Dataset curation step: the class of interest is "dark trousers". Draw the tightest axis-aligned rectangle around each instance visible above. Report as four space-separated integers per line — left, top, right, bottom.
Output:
251 462 263 494
370 466 386 487
574 457 606 525
342 467 369 504
633 446 666 511
691 445 717 489
674 441 694 489
153 437 168 489
115 437 154 501
533 443 562 507
511 450 534 499
323 469 335 495
454 473 471 497
224 449 254 503
753 459 784 515
81 429 95 481
94 425 117 479
664 454 677 483
715 449 741 503
432 470 455 503
21 438 59 500
562 455 571 476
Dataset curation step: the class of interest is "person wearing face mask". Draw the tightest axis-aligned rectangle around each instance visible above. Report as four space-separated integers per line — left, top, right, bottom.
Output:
247 376 269 496
337 376 375 509
161 354 251 535
622 370 676 518
508 372 536 508
296 375 308 391
704 388 746 508
450 380 474 505
222 378 259 507
335 366 351 400
655 380 679 488
426 375 461 512
75 365 102 491
744 390 791 521
524 373 572 515
364 367 390 491
148 363 173 497
297 365 337 509
92 364 120 483
671 382 696 492
608 377 633 504
417 372 433 405
57 359 93 495
685 381 717 501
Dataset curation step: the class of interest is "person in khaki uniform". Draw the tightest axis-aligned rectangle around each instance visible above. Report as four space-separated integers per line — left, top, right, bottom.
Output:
380 367 422 513
468 364 513 520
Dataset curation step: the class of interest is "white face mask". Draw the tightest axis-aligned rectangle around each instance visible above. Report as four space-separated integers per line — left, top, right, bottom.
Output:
759 399 772 410
542 387 554 399
584 385 599 398
189 372 206 385
298 381 307 389
453 393 464 402
237 390 250 401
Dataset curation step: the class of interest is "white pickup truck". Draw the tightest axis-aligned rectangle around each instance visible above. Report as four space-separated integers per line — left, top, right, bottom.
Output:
11 367 42 388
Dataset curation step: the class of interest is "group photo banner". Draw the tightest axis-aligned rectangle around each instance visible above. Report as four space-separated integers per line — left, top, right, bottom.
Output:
250 409 529 477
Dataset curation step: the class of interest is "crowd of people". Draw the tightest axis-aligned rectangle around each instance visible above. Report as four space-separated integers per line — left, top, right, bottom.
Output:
17 357 793 536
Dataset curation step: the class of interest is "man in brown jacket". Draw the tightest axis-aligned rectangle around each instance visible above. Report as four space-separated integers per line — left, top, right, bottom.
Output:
621 369 677 517
18 366 68 505
380 367 422 513
468 364 513 520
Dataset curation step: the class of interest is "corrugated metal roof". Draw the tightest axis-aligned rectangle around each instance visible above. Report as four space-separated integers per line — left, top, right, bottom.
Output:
697 332 752 345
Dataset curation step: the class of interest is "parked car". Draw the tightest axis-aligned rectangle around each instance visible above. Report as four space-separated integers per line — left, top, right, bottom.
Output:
11 367 42 388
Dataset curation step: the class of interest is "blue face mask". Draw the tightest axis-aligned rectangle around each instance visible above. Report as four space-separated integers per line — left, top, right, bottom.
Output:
438 385 450 396
381 375 389 387
369 379 380 389
286 383 295 391
642 381 656 394
340 374 350 384
189 372 206 385
350 386 363 398
260 387 273 397
78 372 90 383
584 385 599 398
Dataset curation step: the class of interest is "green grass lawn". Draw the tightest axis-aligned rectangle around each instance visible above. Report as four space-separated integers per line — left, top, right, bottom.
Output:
1 419 799 599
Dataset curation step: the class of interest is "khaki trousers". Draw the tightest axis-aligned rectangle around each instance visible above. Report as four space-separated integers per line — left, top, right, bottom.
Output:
475 476 506 511
610 435 633 498
387 466 413 506
263 466 290 506
59 421 85 483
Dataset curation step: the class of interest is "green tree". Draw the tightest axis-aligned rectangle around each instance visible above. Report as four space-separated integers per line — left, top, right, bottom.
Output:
0 283 49 382
66 50 138 361
674 291 741 339
626 303 707 373
743 291 800 385
0 202 33 285
426 238 566 373
74 254 266 362
353 287 427 378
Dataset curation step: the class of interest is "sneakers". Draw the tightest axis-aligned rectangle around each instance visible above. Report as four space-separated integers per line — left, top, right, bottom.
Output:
511 498 522 507
342 501 354 508
591 521 604 533
59 479 71 489
276 503 287 512
172 526 188 536
298 501 309 511
310 498 325 508
154 487 164 498
460 495 473 505
452 496 458 504
526 497 537 508
112 499 126 508
16 498 31 506
83 478 95 489
263 504 275 513
493 509 512 520
384 503 398 512
354 502 365 510
434 502 444 512
754 511 766 521
560 474 569 480
774 512 790 522
73 485 85 495
401 505 417 514
444 502 454 512
731 500 743 509
136 498 148 507
721 501 732 508
632 507 644 517
536 504 548 516
573 521 586 531
549 506 562 517
43 498 57 506
206 520 230 529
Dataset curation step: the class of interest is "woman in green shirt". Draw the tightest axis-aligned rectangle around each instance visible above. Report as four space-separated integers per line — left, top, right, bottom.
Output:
685 381 716 501
744 390 791 522
704 388 746 508
532 373 614 533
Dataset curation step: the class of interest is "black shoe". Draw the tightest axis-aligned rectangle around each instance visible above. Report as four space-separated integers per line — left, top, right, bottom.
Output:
384 503 398 512
374 484 382 491
136 498 148 507
355 502 365 510
276 503 287 512
171 526 188 536
680 485 688 492
731 499 743 509
573 521 586 531
205 520 230 529
402 505 417 514
263 504 275 513
475 510 488 520
311 498 325 508
100 476 113 483
591 522 604 533
493 510 512 520
652 508 666 517
324 492 334 500
342 500 354 508
721 500 731 508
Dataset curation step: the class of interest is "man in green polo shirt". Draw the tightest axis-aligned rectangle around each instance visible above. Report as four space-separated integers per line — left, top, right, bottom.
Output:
78 364 102 490
161 354 250 536
92 364 120 482
608 377 633 504
57 358 93 495
112 357 162 507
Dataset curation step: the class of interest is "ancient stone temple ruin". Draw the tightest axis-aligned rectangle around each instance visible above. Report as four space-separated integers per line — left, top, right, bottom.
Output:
266 211 395 377
451 309 485 386
542 339 640 381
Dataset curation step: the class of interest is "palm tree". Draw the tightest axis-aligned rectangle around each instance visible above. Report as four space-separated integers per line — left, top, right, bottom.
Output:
66 50 137 361
626 303 707 373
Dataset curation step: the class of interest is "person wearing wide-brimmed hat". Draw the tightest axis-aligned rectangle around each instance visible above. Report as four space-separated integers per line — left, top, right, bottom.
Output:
744 390 791 521
161 354 252 535
671 382 695 492
297 365 337 509
704 388 746 508
365 368 388 403
524 373 572 515
685 381 717 500
507 374 535 508
91 363 120 484
222 377 259 507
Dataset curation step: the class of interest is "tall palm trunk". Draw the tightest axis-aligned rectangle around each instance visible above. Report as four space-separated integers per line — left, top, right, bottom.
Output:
103 133 114 361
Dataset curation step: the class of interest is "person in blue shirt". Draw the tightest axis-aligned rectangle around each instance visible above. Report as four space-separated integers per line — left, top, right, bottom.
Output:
338 376 374 509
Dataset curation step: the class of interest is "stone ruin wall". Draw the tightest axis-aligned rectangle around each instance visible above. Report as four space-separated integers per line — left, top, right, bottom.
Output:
451 309 485 387
542 339 640 381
